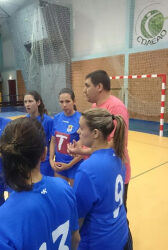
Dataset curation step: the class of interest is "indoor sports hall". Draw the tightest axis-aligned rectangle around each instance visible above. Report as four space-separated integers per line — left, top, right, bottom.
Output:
0 0 168 249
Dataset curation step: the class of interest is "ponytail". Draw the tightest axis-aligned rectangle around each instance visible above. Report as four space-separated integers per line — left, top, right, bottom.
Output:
113 115 126 161
81 109 126 161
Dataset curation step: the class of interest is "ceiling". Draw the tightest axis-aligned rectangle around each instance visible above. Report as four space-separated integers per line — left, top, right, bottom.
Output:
0 0 32 24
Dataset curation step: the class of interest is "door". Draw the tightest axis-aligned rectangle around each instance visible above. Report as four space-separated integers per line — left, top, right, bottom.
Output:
8 80 16 105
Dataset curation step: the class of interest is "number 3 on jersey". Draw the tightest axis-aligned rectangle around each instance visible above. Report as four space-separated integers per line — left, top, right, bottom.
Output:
113 174 124 218
39 220 69 250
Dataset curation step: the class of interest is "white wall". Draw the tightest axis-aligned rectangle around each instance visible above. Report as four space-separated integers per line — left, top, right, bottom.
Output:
1 22 16 69
2 40 16 69
1 21 17 100
72 0 127 58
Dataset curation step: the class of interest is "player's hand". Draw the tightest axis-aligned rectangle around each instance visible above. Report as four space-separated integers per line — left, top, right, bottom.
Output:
55 162 69 172
67 140 82 156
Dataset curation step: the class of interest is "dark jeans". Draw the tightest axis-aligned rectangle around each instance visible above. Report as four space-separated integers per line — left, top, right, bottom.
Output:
124 183 129 212
124 228 133 250
124 183 133 249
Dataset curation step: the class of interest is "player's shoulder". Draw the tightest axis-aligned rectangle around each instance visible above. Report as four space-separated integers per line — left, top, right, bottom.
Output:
111 95 126 107
78 149 117 172
46 176 76 203
73 111 81 119
43 114 53 121
45 176 73 192
106 96 127 113
41 115 53 129
54 112 63 120
0 117 11 126
77 153 99 174
75 111 81 116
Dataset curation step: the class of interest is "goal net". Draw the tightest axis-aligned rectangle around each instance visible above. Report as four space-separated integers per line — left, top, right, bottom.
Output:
110 74 168 136
5 0 72 115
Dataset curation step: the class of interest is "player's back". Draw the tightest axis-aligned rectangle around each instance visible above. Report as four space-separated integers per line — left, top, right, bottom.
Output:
0 176 78 250
74 148 128 250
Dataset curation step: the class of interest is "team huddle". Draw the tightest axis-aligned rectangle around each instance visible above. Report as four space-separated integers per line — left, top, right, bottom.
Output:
0 70 133 250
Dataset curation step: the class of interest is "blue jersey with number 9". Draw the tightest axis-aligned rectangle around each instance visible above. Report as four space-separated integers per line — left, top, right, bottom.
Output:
73 148 128 250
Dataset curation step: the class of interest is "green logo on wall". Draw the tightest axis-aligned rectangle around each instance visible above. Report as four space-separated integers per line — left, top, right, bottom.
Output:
141 10 164 38
135 4 168 45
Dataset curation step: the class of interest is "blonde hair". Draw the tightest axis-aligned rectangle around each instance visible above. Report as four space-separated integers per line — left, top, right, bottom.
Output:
82 108 126 161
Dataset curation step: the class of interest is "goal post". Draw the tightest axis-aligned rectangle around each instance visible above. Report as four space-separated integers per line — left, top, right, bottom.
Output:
110 74 166 137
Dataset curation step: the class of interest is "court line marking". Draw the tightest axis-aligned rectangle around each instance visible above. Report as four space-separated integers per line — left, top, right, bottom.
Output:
131 161 168 180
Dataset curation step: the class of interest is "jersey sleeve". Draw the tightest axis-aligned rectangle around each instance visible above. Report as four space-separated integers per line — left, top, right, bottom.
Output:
71 194 79 231
73 170 98 218
68 186 79 231
48 117 54 139
52 116 57 136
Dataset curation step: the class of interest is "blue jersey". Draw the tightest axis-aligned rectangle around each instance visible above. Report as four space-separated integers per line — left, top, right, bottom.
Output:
0 117 11 172
73 148 128 250
0 176 78 249
0 117 11 199
27 114 54 176
52 111 83 178
0 117 11 137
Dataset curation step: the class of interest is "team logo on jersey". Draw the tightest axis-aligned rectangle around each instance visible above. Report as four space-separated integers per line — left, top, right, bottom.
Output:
67 125 73 132
135 3 168 46
41 188 47 194
55 131 70 154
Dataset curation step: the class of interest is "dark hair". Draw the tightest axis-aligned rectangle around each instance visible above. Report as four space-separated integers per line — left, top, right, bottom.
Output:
59 88 77 111
81 108 126 161
85 70 111 91
24 90 48 120
0 117 46 191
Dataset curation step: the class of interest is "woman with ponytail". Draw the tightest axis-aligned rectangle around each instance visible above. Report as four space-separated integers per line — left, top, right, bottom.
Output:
73 108 133 250
24 90 54 177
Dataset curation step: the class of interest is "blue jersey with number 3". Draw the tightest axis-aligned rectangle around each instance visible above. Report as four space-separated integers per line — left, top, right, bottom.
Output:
73 148 128 250
0 176 78 249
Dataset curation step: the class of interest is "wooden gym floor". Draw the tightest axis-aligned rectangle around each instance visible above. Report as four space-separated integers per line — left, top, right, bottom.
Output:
128 131 168 250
